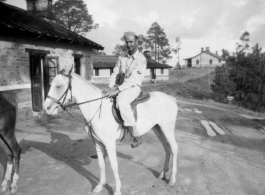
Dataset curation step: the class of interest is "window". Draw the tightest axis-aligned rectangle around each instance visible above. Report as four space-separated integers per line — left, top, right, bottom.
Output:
74 57 81 75
48 59 58 85
196 60 199 64
209 59 212 64
110 68 113 75
161 68 164 74
95 69 99 76
219 59 221 63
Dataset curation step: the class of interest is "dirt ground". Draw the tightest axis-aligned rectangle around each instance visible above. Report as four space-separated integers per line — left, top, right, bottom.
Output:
1 99 265 195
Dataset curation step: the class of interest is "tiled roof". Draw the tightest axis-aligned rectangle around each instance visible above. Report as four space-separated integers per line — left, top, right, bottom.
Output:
93 55 172 69
0 2 104 50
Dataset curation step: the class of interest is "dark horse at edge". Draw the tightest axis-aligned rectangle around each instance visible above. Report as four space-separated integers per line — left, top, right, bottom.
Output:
0 93 21 193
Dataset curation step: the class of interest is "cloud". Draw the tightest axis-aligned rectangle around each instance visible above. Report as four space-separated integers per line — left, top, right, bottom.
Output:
180 14 194 29
246 14 265 33
134 11 159 27
231 0 247 7
84 0 120 28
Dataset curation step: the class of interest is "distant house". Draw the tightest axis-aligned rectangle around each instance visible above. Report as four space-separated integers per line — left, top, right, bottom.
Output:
92 51 172 83
183 47 225 68
0 1 103 118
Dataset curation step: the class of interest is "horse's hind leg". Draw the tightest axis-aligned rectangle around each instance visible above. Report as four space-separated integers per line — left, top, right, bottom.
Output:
160 123 179 186
153 125 171 180
0 136 14 193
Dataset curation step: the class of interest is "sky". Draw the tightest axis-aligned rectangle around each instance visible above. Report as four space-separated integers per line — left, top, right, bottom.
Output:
5 0 265 67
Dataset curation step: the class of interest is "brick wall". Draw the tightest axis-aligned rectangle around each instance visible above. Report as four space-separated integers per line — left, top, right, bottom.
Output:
0 42 30 86
0 36 94 119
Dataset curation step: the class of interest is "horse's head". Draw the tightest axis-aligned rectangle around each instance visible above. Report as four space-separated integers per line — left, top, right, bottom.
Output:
44 65 73 115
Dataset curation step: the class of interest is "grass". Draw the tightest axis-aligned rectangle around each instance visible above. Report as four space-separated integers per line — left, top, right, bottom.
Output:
142 69 215 100
169 67 215 82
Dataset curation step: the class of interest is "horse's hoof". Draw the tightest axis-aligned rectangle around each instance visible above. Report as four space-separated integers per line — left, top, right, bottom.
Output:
114 191 122 195
158 173 165 180
92 184 103 193
0 185 8 192
168 180 176 186
158 171 165 180
10 185 18 193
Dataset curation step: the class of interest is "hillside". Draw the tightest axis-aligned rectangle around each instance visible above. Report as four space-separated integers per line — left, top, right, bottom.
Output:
142 68 216 100
94 68 216 100
169 67 215 82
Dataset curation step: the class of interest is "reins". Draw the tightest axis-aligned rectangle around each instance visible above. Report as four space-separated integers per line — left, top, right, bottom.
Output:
47 71 107 149
47 73 107 124
62 95 108 110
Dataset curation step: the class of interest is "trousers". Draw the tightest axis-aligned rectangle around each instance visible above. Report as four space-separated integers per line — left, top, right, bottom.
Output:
116 86 141 126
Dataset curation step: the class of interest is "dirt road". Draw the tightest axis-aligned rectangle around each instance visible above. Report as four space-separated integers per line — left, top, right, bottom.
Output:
1 100 265 195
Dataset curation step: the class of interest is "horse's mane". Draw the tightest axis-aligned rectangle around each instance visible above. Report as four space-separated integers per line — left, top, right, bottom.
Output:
71 72 102 93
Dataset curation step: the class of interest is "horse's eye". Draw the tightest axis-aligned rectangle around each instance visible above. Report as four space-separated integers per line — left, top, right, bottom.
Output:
56 85 61 89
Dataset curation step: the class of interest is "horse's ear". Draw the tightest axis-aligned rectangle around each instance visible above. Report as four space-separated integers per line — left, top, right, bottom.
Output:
64 64 73 76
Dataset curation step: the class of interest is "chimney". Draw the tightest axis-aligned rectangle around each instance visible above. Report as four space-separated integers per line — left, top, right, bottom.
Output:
143 50 151 59
206 47 210 52
216 51 218 55
201 47 204 52
26 0 54 21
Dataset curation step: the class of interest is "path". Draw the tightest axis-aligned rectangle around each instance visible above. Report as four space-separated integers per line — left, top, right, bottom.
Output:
1 99 265 195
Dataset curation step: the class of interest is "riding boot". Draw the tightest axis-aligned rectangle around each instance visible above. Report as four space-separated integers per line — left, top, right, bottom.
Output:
129 126 142 148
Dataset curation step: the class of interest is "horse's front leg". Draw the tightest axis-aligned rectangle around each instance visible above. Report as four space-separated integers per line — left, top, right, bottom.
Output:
93 142 107 193
106 140 121 195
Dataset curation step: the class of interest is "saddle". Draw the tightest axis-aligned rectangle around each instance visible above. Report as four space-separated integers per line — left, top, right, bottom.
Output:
112 91 150 141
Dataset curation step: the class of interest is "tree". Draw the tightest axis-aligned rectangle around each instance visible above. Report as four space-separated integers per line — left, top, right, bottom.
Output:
236 31 249 52
173 37 181 66
112 44 127 56
212 32 265 111
221 49 230 60
52 0 98 35
145 22 172 63
112 34 148 56
93 50 106 55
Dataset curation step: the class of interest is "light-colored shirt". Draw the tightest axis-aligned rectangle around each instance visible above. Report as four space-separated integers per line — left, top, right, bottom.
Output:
109 50 147 91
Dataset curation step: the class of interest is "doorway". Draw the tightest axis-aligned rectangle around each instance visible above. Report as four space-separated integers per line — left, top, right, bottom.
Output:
29 54 59 111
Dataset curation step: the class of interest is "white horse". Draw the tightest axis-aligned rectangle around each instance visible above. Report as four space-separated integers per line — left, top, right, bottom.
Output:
44 66 178 195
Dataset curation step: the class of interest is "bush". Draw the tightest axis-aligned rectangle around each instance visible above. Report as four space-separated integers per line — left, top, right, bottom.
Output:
211 42 265 111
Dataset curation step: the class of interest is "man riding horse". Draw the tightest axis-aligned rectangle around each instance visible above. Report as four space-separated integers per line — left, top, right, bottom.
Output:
104 31 147 148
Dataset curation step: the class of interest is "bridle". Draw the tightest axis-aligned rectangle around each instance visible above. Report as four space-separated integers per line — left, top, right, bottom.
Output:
47 73 73 111
46 71 107 139
47 72 108 111
47 71 108 148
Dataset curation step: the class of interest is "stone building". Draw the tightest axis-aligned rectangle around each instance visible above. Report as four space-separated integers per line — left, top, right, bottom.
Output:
0 1 103 119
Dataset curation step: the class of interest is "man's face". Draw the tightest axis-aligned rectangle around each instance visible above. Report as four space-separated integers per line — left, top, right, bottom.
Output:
124 35 138 54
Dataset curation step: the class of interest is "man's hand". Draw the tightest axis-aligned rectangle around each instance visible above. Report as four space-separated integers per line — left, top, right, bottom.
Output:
106 88 120 97
103 87 111 96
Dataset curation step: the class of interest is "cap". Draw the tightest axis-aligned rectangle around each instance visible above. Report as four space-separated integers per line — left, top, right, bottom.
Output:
123 31 137 38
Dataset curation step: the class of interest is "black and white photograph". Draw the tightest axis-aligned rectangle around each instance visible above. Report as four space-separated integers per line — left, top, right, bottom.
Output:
0 0 265 194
